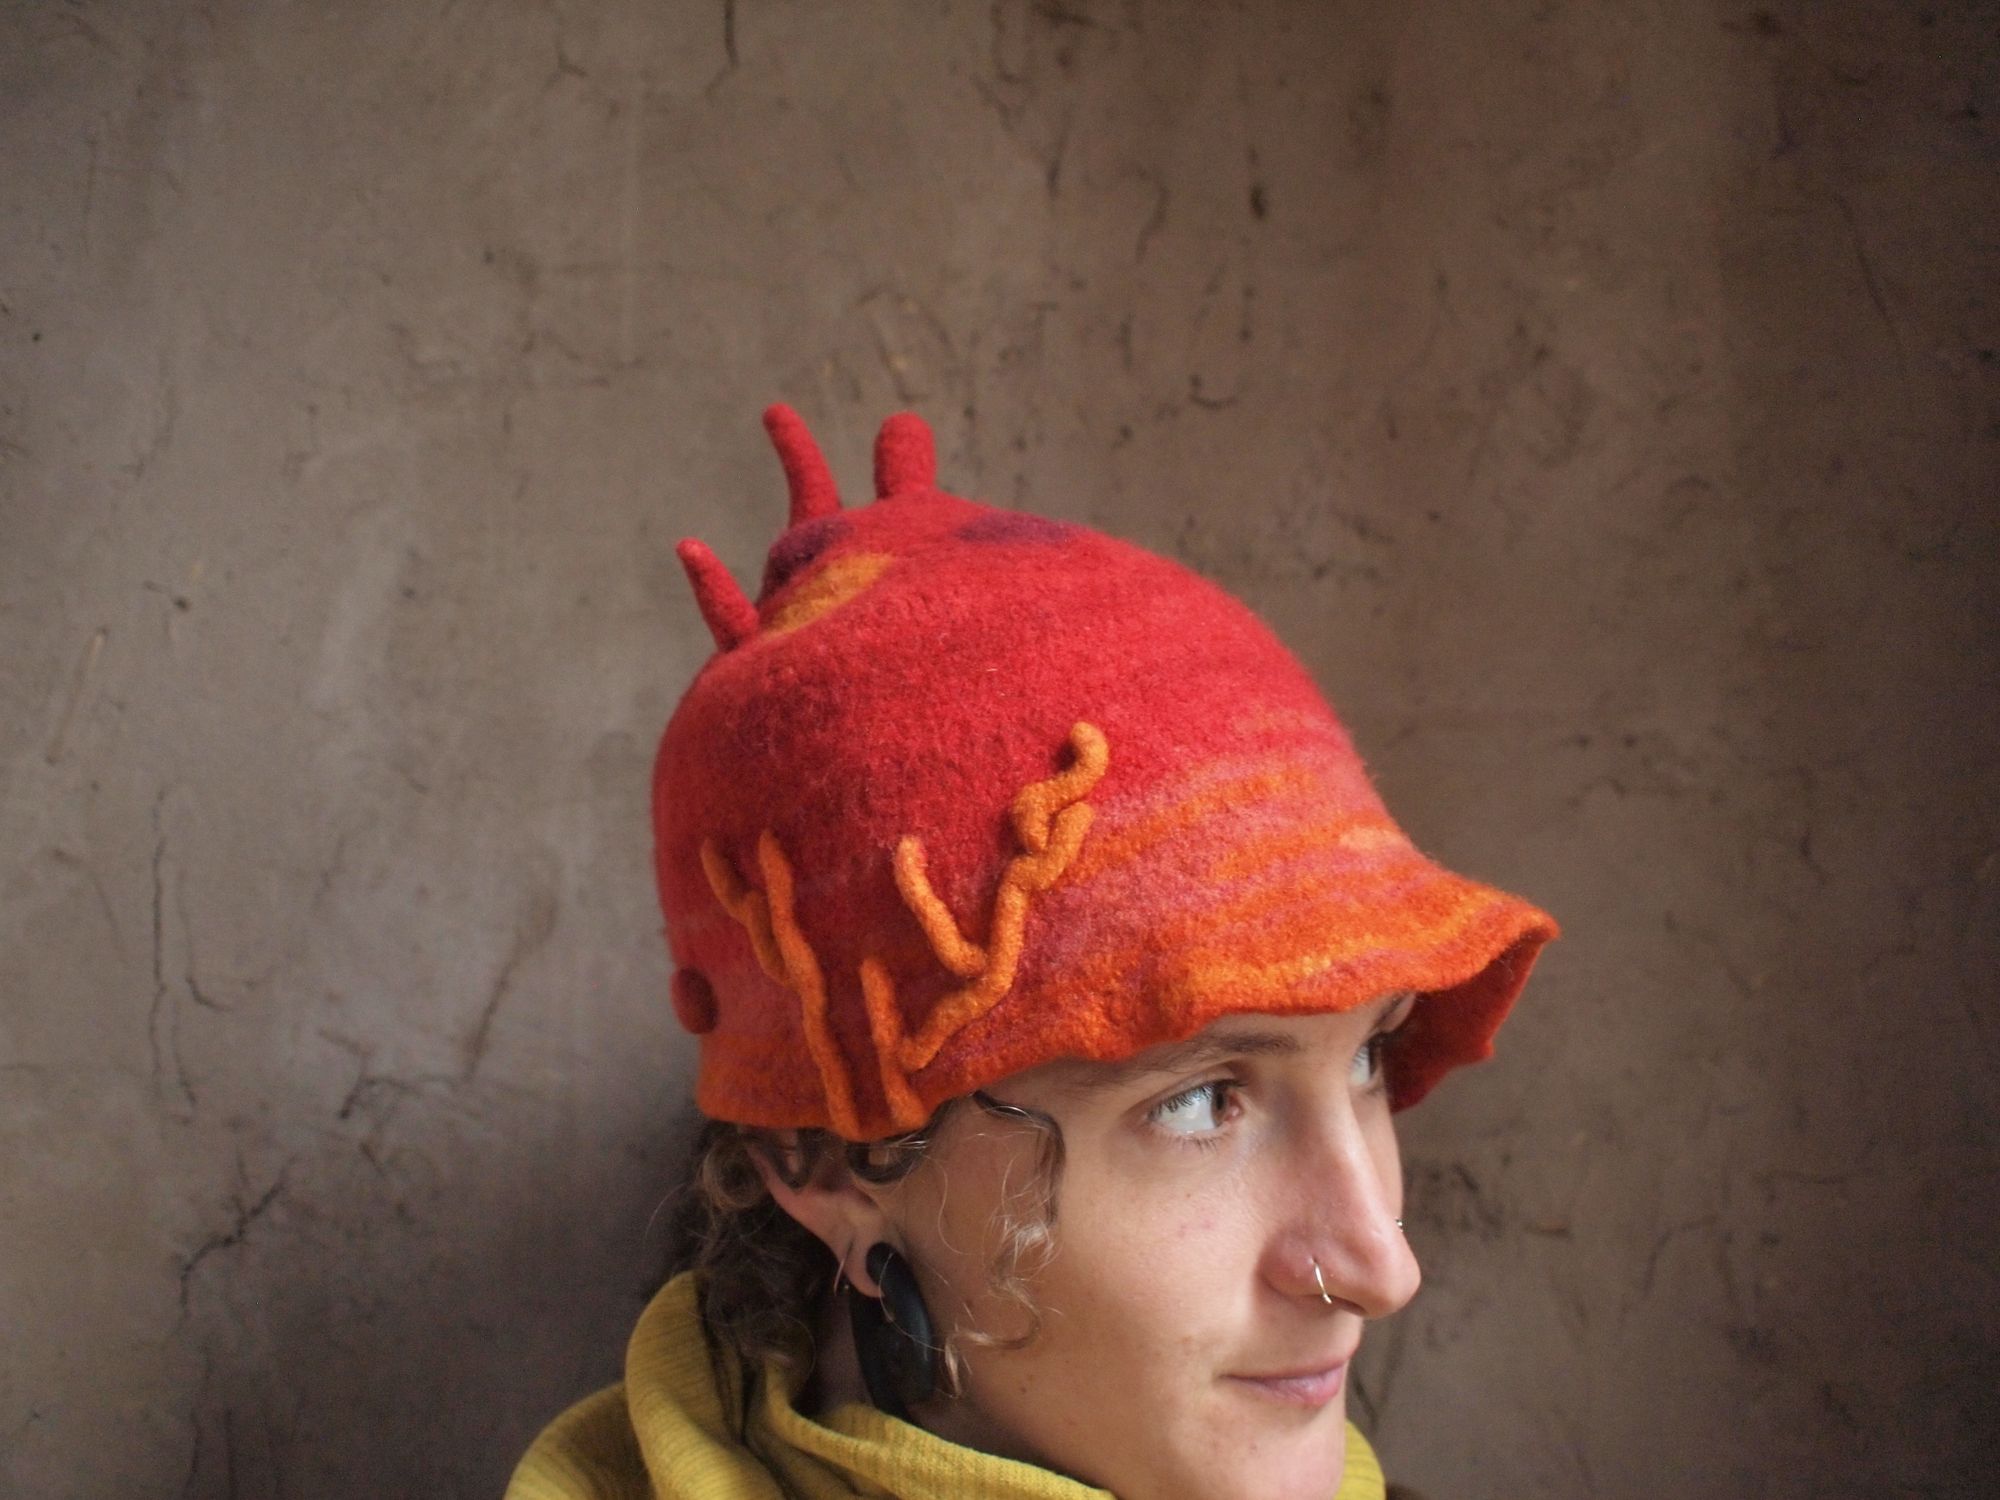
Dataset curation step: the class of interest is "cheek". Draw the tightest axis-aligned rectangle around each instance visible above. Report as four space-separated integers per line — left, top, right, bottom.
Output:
894 1132 1279 1398
893 1145 1084 1349
1029 1174 1263 1364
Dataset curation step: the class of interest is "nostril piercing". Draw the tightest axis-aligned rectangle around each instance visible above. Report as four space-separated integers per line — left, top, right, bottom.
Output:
1311 1259 1336 1306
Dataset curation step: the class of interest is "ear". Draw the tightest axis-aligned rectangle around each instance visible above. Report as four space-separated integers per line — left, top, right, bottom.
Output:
749 1136 898 1298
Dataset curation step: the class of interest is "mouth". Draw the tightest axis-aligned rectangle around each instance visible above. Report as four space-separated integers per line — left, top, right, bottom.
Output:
1223 1361 1350 1409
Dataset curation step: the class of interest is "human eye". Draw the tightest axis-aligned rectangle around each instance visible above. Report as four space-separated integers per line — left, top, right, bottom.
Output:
1350 1034 1390 1090
1352 993 1418 1092
1146 1079 1240 1140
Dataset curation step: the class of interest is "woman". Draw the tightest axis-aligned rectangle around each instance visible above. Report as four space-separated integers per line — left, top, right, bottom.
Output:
507 408 1555 1500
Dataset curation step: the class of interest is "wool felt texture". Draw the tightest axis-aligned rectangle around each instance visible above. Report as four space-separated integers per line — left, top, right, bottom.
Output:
656 406 1558 1141
503 1272 1388 1500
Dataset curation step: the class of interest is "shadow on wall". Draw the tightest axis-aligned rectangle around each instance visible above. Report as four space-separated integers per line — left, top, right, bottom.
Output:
1705 15 2000 1485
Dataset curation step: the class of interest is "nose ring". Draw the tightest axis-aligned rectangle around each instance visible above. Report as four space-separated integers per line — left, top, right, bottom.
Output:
1311 1220 1408 1304
1311 1259 1336 1306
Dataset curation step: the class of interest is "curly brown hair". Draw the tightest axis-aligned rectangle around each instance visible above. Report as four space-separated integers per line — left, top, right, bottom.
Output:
660 1093 1066 1393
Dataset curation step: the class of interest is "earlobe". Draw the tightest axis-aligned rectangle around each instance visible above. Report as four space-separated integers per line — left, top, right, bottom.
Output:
748 1139 896 1297
849 1241 942 1418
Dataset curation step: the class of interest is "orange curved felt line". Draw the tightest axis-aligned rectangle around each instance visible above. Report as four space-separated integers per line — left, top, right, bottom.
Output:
1055 868 1498 1005
1165 883 1509 994
1205 814 1407 884
700 840 785 983
891 722 1108 1073
764 552 894 638
1013 803 1095 891
860 956 927 1131
700 723 1109 1136
1012 722 1110 853
1068 762 1326 883
1215 854 1450 934
1043 870 1392 996
1338 824 1410 854
894 837 987 978
754 831 862 1140
891 859 1034 1072
897 944 1018 1073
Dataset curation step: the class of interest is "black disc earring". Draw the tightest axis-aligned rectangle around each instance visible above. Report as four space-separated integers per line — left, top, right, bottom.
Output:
848 1242 940 1420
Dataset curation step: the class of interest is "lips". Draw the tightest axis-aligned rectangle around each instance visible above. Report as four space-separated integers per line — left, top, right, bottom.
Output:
1225 1360 1350 1408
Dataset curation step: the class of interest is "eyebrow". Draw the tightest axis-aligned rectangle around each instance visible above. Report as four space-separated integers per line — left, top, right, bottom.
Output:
1040 990 1420 1102
1044 1029 1306 1100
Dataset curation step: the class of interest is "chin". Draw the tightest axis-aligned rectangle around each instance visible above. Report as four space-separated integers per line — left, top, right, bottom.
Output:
1236 1444 1349 1500
1143 1419 1348 1500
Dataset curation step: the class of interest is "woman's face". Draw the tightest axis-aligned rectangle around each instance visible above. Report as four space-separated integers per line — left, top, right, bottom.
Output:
878 991 1422 1500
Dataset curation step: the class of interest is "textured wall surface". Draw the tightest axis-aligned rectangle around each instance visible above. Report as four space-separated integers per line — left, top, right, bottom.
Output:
3 2 1995 1496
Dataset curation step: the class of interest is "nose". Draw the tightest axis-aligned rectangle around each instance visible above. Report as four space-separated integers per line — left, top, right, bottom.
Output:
1265 1118 1422 1320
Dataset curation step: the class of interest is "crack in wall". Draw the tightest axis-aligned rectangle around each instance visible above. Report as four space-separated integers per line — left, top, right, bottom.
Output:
146 790 198 1118
176 1162 294 1321
462 884 560 1081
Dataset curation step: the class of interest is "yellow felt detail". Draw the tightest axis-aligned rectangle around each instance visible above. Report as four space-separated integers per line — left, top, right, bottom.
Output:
888 723 1107 1075
763 552 894 638
755 832 862 1140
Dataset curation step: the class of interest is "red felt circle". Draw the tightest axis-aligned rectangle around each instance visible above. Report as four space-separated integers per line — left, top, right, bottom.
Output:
670 968 719 1034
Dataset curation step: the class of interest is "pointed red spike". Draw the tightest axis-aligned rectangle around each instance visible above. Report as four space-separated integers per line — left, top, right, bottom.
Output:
675 538 759 651
873 411 936 499
762 404 842 524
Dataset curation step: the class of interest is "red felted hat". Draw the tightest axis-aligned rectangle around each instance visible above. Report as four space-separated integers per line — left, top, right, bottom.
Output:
655 407 1556 1142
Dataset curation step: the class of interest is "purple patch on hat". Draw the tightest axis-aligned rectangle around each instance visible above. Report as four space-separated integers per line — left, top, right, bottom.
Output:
760 513 853 599
955 512 1077 546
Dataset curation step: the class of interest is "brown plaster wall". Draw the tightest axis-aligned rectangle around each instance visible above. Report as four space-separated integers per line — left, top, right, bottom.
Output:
2 3 1993 1495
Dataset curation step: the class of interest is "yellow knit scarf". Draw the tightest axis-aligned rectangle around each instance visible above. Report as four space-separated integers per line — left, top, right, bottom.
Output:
506 1273 1387 1500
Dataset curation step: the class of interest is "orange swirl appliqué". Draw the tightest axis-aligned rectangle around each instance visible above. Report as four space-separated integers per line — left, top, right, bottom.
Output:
700 721 1108 1134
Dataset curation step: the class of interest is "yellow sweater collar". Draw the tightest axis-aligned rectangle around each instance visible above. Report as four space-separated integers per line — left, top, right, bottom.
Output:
508 1273 1386 1500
